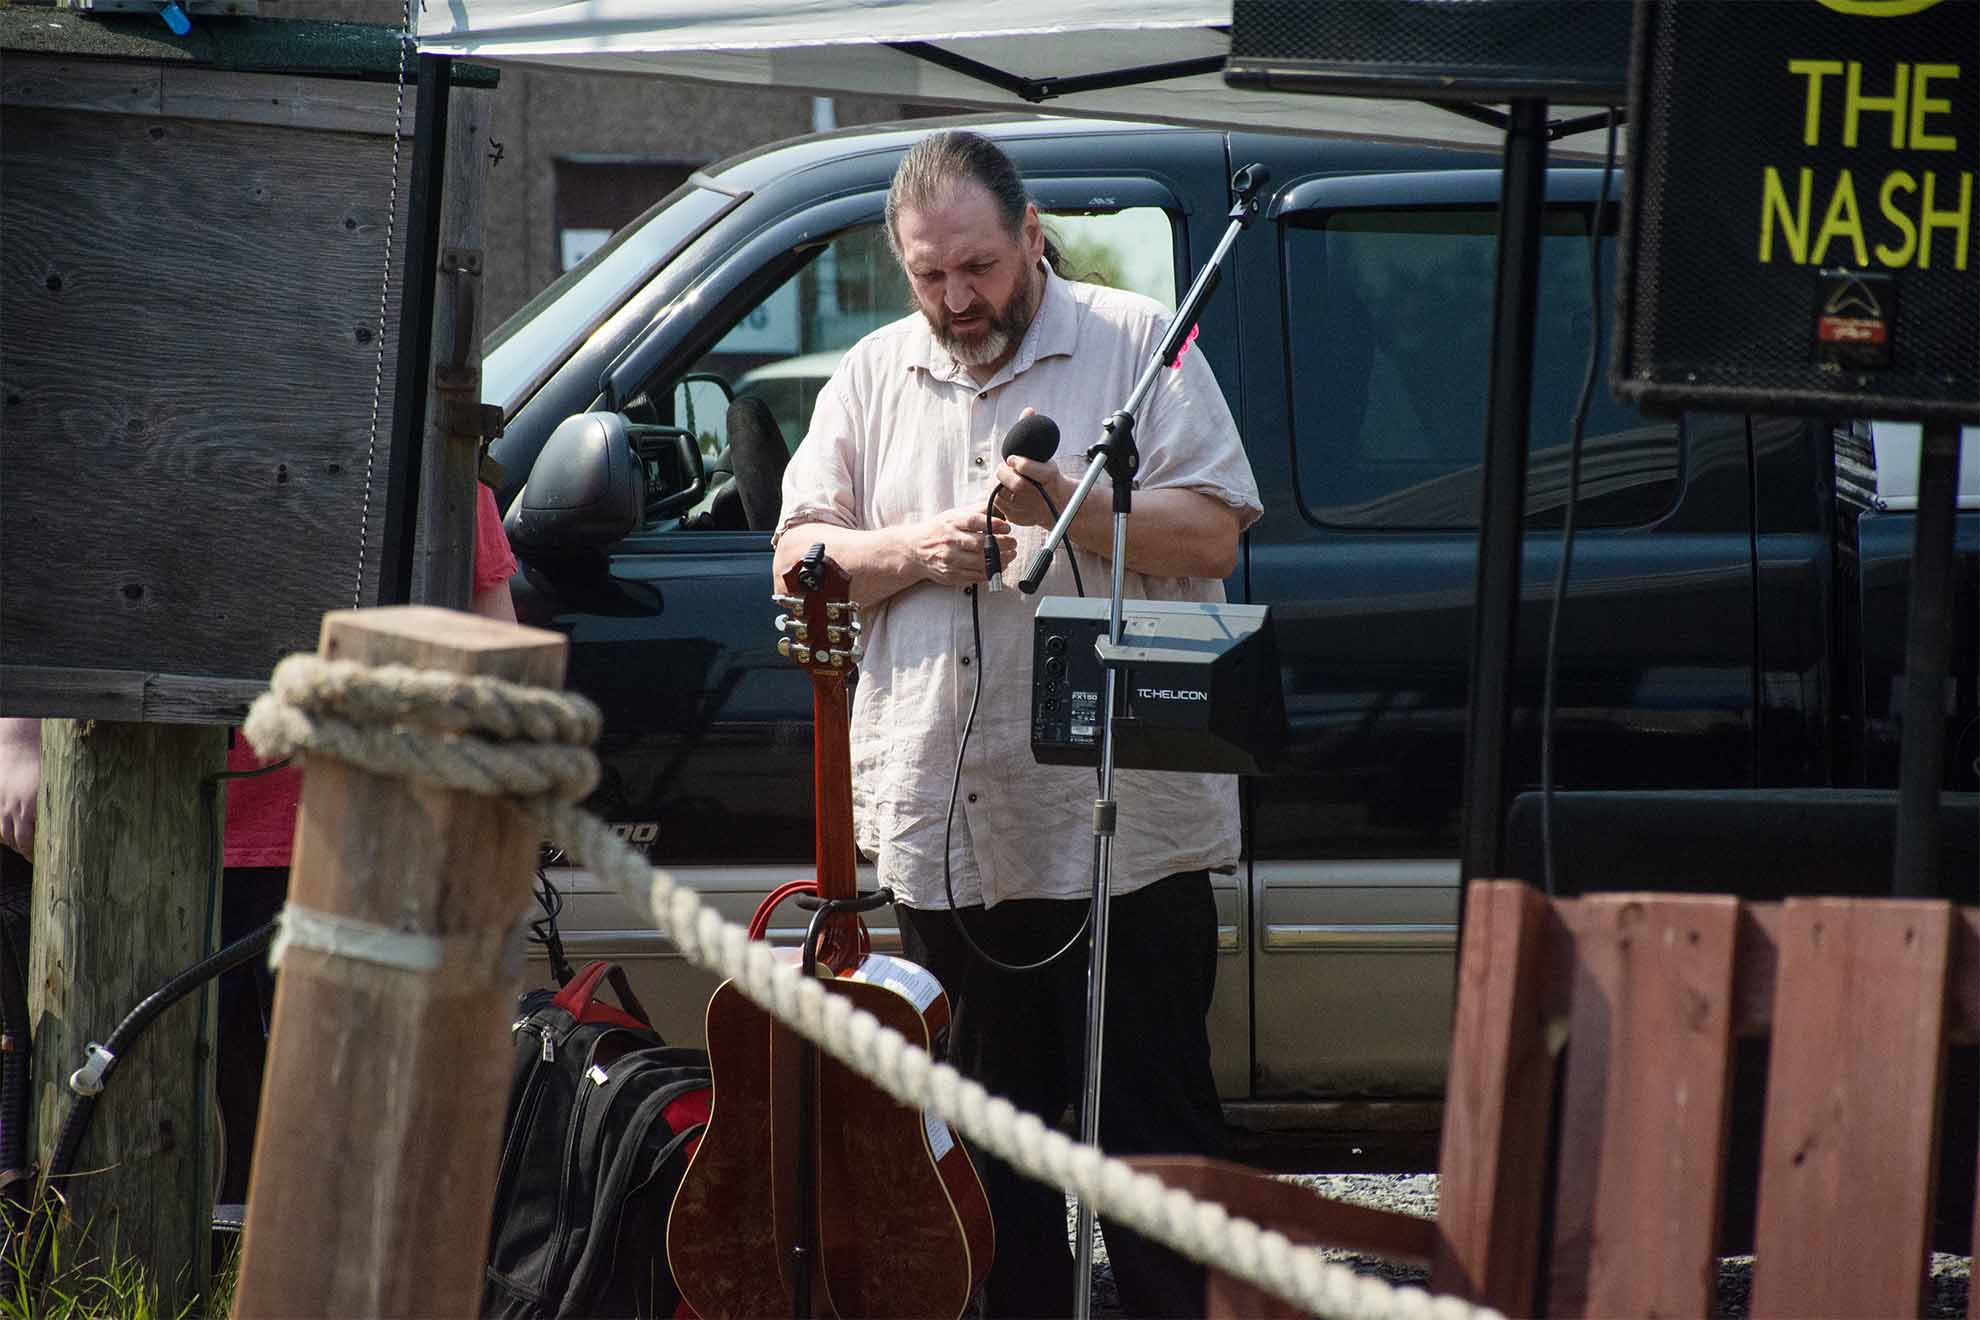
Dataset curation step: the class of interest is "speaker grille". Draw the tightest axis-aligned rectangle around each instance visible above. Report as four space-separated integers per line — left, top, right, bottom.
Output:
1614 0 1977 421
1227 0 1631 102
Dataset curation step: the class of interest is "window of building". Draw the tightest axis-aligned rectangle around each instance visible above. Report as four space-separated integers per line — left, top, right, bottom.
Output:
554 158 701 273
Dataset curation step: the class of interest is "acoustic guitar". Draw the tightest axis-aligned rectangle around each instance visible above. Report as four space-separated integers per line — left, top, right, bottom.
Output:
667 545 993 1319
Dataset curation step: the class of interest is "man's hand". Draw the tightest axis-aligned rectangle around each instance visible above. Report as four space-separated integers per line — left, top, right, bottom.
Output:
0 719 40 860
907 508 1016 588
992 455 1072 530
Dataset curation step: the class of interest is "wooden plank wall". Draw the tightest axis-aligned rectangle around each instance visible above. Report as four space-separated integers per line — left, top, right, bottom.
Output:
0 58 479 722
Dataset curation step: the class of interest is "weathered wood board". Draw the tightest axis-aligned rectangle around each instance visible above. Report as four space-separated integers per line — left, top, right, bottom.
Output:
1 52 490 723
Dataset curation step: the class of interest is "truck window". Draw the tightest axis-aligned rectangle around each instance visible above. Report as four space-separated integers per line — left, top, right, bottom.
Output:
649 207 1178 531
1283 207 1680 531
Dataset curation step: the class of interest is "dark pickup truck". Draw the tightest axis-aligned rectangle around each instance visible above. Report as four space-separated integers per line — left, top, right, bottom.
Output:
484 115 1979 1138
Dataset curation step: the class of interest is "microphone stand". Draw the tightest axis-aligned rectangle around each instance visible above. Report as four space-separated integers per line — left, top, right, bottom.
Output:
1018 163 1267 1320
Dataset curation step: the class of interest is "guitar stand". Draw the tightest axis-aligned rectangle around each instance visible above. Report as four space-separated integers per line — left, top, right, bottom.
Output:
786 887 895 1320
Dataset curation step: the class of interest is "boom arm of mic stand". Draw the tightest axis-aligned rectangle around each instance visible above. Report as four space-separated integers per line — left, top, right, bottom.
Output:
1059 164 1267 1320
1019 163 1269 597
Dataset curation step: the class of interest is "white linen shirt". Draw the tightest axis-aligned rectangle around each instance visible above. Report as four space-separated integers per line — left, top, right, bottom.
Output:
774 265 1262 909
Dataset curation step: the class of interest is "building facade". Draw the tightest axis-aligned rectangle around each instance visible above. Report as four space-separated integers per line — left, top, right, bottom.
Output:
291 2 931 329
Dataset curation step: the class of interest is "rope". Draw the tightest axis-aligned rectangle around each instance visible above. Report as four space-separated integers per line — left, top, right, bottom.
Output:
246 655 1499 1320
271 902 529 987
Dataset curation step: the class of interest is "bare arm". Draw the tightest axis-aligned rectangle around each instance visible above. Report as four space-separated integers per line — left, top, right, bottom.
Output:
0 717 40 859
994 456 1244 580
471 577 518 624
774 510 1015 611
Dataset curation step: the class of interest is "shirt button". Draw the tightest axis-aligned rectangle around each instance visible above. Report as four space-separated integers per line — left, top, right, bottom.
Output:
974 456 985 466
967 793 978 803
960 655 972 666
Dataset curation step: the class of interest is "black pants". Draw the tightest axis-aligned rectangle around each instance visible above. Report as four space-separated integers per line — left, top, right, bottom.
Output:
897 870 1226 1320
216 867 286 1206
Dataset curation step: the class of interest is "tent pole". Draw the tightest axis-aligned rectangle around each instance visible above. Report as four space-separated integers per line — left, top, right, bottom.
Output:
1459 98 1549 885
1891 420 1965 897
381 54 452 607
886 40 1223 103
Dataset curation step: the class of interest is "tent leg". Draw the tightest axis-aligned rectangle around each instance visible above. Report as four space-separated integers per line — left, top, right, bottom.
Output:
381 53 453 608
1460 98 1550 885
1892 419 1965 898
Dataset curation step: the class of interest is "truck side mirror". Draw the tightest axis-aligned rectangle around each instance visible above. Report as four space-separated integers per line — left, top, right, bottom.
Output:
631 423 707 521
506 412 647 553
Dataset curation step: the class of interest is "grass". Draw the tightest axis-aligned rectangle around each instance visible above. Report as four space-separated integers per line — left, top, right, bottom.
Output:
0 1194 238 1320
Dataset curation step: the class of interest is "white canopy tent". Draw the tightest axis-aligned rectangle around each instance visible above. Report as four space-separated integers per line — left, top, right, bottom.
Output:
415 0 1612 150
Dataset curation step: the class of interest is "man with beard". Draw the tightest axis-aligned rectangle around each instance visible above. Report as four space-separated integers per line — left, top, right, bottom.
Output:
773 128 1260 1319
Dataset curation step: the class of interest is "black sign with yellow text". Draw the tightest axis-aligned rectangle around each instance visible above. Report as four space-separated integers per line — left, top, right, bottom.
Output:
1613 0 1978 421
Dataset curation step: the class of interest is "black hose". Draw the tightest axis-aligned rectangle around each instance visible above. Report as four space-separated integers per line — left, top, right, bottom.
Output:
0 852 31 1181
0 934 28 1179
45 917 279 1183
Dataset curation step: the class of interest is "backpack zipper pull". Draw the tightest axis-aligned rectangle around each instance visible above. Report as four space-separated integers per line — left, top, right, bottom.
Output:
541 1031 555 1063
587 1063 609 1086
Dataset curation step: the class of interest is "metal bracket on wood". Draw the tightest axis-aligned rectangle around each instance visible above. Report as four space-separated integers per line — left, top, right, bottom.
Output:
432 367 495 435
439 248 484 278
433 246 504 467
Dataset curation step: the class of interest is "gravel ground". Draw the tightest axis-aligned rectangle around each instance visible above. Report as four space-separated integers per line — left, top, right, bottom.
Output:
1073 1174 1972 1317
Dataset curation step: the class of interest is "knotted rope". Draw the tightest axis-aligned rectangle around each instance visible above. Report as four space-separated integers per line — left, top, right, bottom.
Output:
246 654 1499 1320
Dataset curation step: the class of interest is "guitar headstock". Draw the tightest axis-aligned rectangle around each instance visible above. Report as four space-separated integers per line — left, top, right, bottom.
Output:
774 544 862 678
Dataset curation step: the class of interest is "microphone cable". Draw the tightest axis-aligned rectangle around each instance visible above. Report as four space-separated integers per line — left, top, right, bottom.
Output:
944 474 1096 975
984 479 1085 599
1540 108 1620 898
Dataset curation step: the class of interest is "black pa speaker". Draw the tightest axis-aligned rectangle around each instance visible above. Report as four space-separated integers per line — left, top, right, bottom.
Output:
1226 0 1632 104
1612 0 1979 422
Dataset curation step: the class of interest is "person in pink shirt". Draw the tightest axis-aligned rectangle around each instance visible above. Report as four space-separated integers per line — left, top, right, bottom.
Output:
220 483 521 870
215 482 518 1201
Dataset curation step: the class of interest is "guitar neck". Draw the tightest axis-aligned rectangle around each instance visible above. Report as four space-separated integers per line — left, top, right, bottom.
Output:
811 677 858 905
776 545 864 963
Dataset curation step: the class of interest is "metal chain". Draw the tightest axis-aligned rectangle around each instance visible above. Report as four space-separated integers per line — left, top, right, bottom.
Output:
355 0 417 609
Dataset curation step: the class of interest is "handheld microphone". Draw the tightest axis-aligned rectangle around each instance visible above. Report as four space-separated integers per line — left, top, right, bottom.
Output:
1001 413 1061 466
984 414 1060 585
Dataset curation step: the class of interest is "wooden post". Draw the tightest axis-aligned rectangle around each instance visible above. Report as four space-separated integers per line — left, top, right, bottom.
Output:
30 719 229 1315
414 89 496 612
231 606 565 1319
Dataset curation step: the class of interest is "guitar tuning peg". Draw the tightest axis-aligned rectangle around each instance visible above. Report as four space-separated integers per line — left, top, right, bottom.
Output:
825 601 846 621
826 625 850 645
829 650 846 668
775 614 809 641
778 638 814 664
772 593 803 611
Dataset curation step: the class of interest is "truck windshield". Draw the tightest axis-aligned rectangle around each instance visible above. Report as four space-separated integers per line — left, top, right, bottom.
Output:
484 181 740 417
